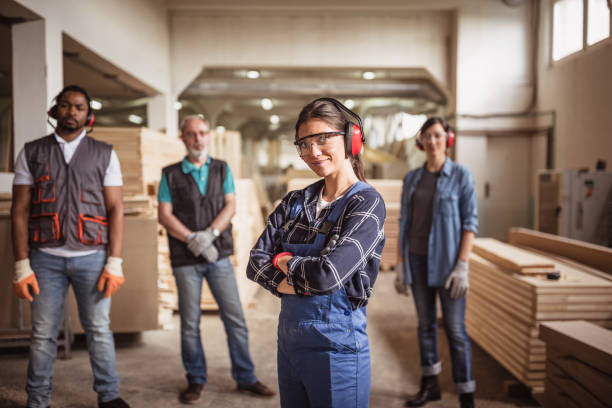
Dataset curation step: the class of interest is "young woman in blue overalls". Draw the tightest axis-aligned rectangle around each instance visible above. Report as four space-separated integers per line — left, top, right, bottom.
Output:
247 98 386 408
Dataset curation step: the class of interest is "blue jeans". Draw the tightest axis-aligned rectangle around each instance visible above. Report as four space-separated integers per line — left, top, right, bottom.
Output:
27 249 120 408
409 252 475 394
173 257 257 386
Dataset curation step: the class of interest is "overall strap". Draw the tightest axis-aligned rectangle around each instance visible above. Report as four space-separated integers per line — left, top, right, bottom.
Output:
281 194 305 235
318 181 368 235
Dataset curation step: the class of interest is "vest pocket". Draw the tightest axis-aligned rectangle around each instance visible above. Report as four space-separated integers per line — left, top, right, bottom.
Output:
29 213 60 243
32 180 56 204
30 160 50 182
78 214 109 245
80 187 104 205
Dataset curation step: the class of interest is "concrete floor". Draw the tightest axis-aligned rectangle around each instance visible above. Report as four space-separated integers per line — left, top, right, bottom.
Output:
0 272 539 407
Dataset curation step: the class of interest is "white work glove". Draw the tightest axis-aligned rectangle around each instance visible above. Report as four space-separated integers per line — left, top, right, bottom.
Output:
444 259 469 300
186 229 215 257
13 259 39 302
97 256 125 298
394 261 411 296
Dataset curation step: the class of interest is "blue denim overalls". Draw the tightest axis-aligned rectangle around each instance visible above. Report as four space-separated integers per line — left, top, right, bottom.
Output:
277 181 371 408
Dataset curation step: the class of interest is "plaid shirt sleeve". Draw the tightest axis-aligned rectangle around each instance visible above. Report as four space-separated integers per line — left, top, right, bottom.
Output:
246 192 298 297
286 188 386 296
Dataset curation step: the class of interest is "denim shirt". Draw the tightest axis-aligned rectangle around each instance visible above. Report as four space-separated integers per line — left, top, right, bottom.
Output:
399 158 478 287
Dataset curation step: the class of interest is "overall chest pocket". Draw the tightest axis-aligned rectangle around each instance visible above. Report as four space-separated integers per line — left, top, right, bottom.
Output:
438 194 459 217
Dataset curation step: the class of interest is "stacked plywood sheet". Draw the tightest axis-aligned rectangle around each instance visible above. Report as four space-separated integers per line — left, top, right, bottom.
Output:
208 130 242 179
467 238 612 393
90 127 186 196
539 321 612 407
286 178 402 271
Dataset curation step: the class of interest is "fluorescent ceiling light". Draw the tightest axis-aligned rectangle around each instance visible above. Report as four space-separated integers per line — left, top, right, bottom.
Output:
128 114 143 125
261 98 273 110
362 71 376 80
270 115 280 125
344 99 355 109
216 125 226 134
174 101 183 110
91 100 102 110
247 70 260 79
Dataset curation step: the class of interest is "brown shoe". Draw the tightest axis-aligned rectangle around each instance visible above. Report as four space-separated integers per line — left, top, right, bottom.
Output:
237 380 276 397
180 383 204 404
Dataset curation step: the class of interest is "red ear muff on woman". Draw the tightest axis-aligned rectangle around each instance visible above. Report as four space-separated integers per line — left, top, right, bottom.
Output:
446 129 455 149
345 122 363 156
415 129 455 150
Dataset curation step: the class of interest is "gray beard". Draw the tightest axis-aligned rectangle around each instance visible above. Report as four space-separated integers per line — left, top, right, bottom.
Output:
187 148 208 161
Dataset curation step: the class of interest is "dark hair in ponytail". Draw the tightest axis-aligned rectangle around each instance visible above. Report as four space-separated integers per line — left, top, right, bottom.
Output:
295 99 366 182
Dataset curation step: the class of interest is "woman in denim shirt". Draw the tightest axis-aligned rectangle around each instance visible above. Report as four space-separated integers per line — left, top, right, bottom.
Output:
398 117 478 408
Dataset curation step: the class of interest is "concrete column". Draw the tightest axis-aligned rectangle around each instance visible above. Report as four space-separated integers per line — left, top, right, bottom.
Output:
147 94 167 132
12 20 47 159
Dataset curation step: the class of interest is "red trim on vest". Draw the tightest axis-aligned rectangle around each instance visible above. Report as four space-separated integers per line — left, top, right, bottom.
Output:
78 214 109 245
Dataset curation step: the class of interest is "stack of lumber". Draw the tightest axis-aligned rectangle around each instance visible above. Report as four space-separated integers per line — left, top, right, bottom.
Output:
369 180 402 271
91 127 185 196
0 193 10 216
285 178 402 271
208 130 242 179
509 227 612 276
539 321 612 407
467 237 612 393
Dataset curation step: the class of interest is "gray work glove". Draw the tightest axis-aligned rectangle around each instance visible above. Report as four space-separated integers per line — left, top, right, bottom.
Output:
201 243 219 263
444 259 469 300
186 229 215 257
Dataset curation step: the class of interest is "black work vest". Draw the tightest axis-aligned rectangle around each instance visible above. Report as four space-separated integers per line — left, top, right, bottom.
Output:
163 158 234 267
25 134 112 250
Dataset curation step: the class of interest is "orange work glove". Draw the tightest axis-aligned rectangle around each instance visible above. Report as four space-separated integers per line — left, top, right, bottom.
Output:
12 259 40 302
97 256 125 298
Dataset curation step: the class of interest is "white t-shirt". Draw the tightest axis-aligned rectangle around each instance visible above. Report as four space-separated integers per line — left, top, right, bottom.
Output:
315 186 344 218
14 130 123 257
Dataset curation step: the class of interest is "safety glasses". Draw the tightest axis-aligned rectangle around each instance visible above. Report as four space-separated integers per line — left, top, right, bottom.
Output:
294 132 344 156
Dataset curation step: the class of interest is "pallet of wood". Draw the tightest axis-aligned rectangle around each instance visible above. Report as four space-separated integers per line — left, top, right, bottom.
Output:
467 238 612 393
90 127 186 196
539 321 612 407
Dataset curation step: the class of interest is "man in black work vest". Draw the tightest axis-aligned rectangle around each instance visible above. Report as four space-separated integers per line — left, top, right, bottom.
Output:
157 115 274 404
11 85 129 408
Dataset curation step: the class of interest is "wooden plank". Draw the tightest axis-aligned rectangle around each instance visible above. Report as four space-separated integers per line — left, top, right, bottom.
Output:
547 346 612 406
546 359 607 408
473 238 556 274
544 379 582 408
509 227 612 275
539 321 612 376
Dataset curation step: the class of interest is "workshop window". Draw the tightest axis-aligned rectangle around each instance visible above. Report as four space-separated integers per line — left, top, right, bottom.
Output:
553 0 611 61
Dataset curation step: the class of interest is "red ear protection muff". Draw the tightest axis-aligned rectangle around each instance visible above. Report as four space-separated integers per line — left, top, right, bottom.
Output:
447 129 455 149
313 97 365 157
47 104 95 127
345 122 363 156
415 124 455 151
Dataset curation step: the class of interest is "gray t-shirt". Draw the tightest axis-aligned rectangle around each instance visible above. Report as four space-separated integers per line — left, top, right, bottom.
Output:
408 168 440 255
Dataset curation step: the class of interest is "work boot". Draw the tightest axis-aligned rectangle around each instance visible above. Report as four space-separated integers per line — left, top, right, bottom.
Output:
460 392 475 408
99 398 130 408
179 383 204 404
237 380 276 397
405 375 441 407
